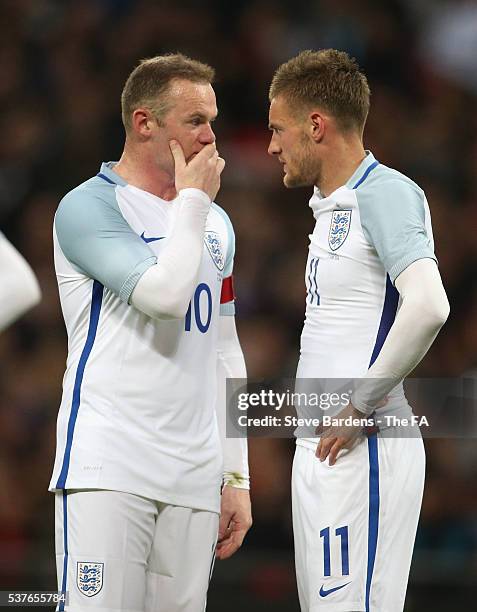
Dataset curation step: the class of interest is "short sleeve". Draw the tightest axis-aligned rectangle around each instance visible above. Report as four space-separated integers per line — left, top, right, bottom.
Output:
356 179 436 283
55 187 157 303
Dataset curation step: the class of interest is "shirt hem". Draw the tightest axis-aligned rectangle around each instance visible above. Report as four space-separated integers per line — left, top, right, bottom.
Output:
389 251 436 284
120 255 157 303
48 482 220 514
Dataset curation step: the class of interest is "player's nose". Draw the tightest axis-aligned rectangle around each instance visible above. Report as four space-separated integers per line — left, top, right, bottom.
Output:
200 123 215 145
268 136 280 156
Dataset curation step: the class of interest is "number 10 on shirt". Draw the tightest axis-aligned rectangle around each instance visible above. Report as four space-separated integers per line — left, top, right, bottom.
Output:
185 283 212 333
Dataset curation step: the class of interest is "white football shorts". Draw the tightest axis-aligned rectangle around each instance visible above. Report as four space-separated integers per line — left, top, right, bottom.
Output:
292 431 425 612
55 489 219 612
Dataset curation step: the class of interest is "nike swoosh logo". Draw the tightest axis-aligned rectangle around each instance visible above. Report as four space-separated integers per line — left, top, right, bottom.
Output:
319 582 350 597
140 232 165 244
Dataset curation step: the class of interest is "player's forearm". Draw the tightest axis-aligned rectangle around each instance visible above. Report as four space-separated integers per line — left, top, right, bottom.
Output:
0 236 41 331
216 316 250 489
352 258 449 413
219 350 249 489
130 188 210 319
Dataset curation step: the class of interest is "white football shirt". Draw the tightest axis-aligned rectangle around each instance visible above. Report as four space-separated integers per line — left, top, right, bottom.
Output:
49 162 235 513
296 152 436 438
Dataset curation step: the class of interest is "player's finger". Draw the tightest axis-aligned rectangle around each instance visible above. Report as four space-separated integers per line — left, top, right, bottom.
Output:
317 436 335 461
217 157 225 174
328 439 344 466
216 545 233 560
216 531 244 560
169 140 186 168
317 427 334 444
317 438 330 461
216 539 231 555
318 439 331 461
216 533 233 559
216 536 232 551
232 528 247 549
218 542 239 560
218 511 233 541
195 142 216 161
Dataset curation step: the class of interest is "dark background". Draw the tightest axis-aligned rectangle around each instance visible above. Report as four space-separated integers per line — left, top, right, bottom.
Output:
0 0 476 610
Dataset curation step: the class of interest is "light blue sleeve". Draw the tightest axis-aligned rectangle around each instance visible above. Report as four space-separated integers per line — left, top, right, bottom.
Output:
55 185 157 303
356 178 436 283
213 204 236 316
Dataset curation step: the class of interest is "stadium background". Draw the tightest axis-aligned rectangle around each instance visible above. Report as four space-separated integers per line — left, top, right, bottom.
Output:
0 0 476 609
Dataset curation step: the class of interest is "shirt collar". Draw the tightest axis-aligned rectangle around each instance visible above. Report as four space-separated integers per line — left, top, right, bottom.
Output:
98 161 128 187
308 150 377 212
344 150 377 189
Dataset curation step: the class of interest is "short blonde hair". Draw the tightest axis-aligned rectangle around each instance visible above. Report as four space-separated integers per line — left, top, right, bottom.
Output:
121 53 215 131
269 49 370 133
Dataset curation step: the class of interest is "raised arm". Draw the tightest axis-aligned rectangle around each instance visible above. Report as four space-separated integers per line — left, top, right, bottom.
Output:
131 141 225 319
56 142 224 319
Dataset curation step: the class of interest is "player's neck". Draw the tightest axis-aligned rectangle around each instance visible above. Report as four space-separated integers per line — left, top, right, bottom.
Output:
114 148 177 201
317 138 366 198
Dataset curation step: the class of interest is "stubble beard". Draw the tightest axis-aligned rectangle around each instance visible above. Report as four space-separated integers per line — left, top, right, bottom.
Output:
283 136 321 189
284 155 321 189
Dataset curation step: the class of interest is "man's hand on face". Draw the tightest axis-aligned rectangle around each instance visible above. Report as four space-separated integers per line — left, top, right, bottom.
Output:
169 140 225 201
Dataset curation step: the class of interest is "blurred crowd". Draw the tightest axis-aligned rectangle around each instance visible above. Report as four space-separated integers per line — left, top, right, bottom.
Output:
0 0 476 608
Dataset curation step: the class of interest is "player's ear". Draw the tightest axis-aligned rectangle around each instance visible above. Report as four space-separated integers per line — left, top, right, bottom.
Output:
131 108 156 139
309 111 325 143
